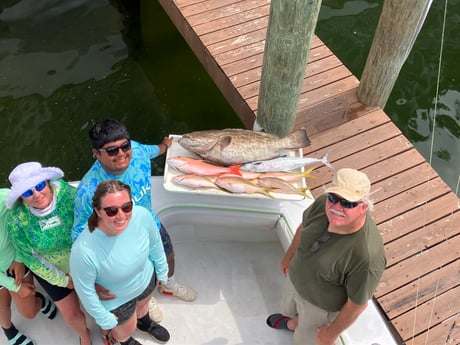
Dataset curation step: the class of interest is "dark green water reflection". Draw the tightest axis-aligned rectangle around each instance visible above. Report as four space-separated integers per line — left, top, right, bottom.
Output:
317 0 459 193
0 0 458 194
0 0 241 183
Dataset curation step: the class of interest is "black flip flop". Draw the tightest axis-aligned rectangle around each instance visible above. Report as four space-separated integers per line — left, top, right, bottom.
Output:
266 313 293 331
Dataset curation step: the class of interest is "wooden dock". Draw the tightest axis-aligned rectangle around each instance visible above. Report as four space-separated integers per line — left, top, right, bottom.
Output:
157 0 460 344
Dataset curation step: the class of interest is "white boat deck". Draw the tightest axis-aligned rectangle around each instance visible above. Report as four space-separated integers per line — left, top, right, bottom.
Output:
4 177 398 345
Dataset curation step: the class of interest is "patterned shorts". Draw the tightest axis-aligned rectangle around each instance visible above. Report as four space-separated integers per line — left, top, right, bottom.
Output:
110 272 157 325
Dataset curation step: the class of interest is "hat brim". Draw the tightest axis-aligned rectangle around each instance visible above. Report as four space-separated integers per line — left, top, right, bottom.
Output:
6 167 63 208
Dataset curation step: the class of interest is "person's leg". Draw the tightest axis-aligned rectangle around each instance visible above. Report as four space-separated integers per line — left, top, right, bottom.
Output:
54 291 91 345
0 288 13 331
157 224 197 302
0 288 33 345
34 274 90 344
10 272 43 319
266 276 298 331
293 296 338 345
111 313 137 343
136 292 170 343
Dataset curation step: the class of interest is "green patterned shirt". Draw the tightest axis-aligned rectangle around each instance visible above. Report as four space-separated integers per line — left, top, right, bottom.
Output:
7 180 76 287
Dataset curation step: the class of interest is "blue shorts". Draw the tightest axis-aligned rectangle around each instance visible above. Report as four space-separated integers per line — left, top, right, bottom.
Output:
159 223 173 257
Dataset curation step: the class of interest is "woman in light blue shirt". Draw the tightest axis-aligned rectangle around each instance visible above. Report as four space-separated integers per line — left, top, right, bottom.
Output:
70 180 169 345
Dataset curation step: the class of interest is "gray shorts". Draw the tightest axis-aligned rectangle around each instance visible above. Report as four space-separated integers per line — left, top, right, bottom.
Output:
110 273 156 325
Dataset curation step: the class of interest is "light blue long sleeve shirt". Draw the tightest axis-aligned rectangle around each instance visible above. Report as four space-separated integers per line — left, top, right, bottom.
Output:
70 206 168 330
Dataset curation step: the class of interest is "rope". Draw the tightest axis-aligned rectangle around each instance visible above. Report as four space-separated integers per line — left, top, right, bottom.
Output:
428 0 448 165
423 2 452 344
409 1 450 344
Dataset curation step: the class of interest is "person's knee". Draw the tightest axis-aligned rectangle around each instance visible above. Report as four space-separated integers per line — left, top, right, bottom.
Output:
20 306 39 319
113 315 137 342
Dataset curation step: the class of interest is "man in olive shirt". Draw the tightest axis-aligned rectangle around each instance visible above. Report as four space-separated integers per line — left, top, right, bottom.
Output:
266 168 386 345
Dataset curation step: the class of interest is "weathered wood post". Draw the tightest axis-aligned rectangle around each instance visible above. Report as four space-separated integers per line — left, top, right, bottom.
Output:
255 0 322 136
357 0 433 108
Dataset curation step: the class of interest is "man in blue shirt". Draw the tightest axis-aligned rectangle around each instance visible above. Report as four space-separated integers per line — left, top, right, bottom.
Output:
72 119 197 321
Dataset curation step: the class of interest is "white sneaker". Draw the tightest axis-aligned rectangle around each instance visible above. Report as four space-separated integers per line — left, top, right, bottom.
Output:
148 296 163 323
158 282 197 302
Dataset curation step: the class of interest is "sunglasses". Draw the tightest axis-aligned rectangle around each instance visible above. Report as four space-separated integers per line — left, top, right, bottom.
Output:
327 193 362 209
22 181 47 198
98 140 131 157
309 232 331 253
101 201 133 217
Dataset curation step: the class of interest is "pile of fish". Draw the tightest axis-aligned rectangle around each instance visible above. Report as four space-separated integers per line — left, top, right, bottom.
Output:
167 128 333 199
168 156 317 198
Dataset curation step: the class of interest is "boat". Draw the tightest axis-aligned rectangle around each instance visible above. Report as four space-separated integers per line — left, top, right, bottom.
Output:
4 174 399 345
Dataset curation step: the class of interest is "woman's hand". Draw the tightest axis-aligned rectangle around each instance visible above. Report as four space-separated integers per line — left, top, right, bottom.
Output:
8 261 25 286
17 282 36 298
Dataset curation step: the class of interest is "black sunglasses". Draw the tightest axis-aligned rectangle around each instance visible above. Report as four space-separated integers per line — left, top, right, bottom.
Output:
101 201 133 217
98 140 131 157
309 232 331 253
327 193 362 209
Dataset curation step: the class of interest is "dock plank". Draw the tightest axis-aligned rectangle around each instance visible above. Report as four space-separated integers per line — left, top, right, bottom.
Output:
380 259 460 318
158 1 460 344
391 287 460 340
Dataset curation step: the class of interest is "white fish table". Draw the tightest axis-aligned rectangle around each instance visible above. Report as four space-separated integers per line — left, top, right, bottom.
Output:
164 135 312 201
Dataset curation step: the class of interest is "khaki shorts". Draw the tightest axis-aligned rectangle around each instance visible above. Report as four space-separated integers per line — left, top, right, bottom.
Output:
281 276 339 345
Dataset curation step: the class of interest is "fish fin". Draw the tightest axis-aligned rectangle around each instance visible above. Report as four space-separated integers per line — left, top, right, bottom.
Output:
228 165 242 176
321 150 334 169
218 136 232 149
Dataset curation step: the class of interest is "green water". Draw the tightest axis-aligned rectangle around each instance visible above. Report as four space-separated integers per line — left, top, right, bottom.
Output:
317 0 459 193
0 0 458 193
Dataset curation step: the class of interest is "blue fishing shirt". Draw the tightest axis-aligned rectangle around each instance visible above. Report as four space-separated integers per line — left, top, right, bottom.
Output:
71 140 161 241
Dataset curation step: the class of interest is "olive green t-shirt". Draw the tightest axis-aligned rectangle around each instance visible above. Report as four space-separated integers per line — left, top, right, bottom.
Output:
289 194 386 312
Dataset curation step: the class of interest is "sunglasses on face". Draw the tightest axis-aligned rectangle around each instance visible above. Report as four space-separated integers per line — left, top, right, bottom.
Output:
22 181 47 198
327 193 362 209
101 201 133 217
98 140 131 157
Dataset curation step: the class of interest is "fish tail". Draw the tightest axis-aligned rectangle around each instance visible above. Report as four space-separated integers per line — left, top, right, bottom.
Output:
228 165 242 176
299 187 313 199
321 150 334 169
287 127 311 148
262 188 275 198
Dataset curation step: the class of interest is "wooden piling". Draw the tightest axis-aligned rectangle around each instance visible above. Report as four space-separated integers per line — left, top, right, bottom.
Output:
357 0 433 108
256 0 322 136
